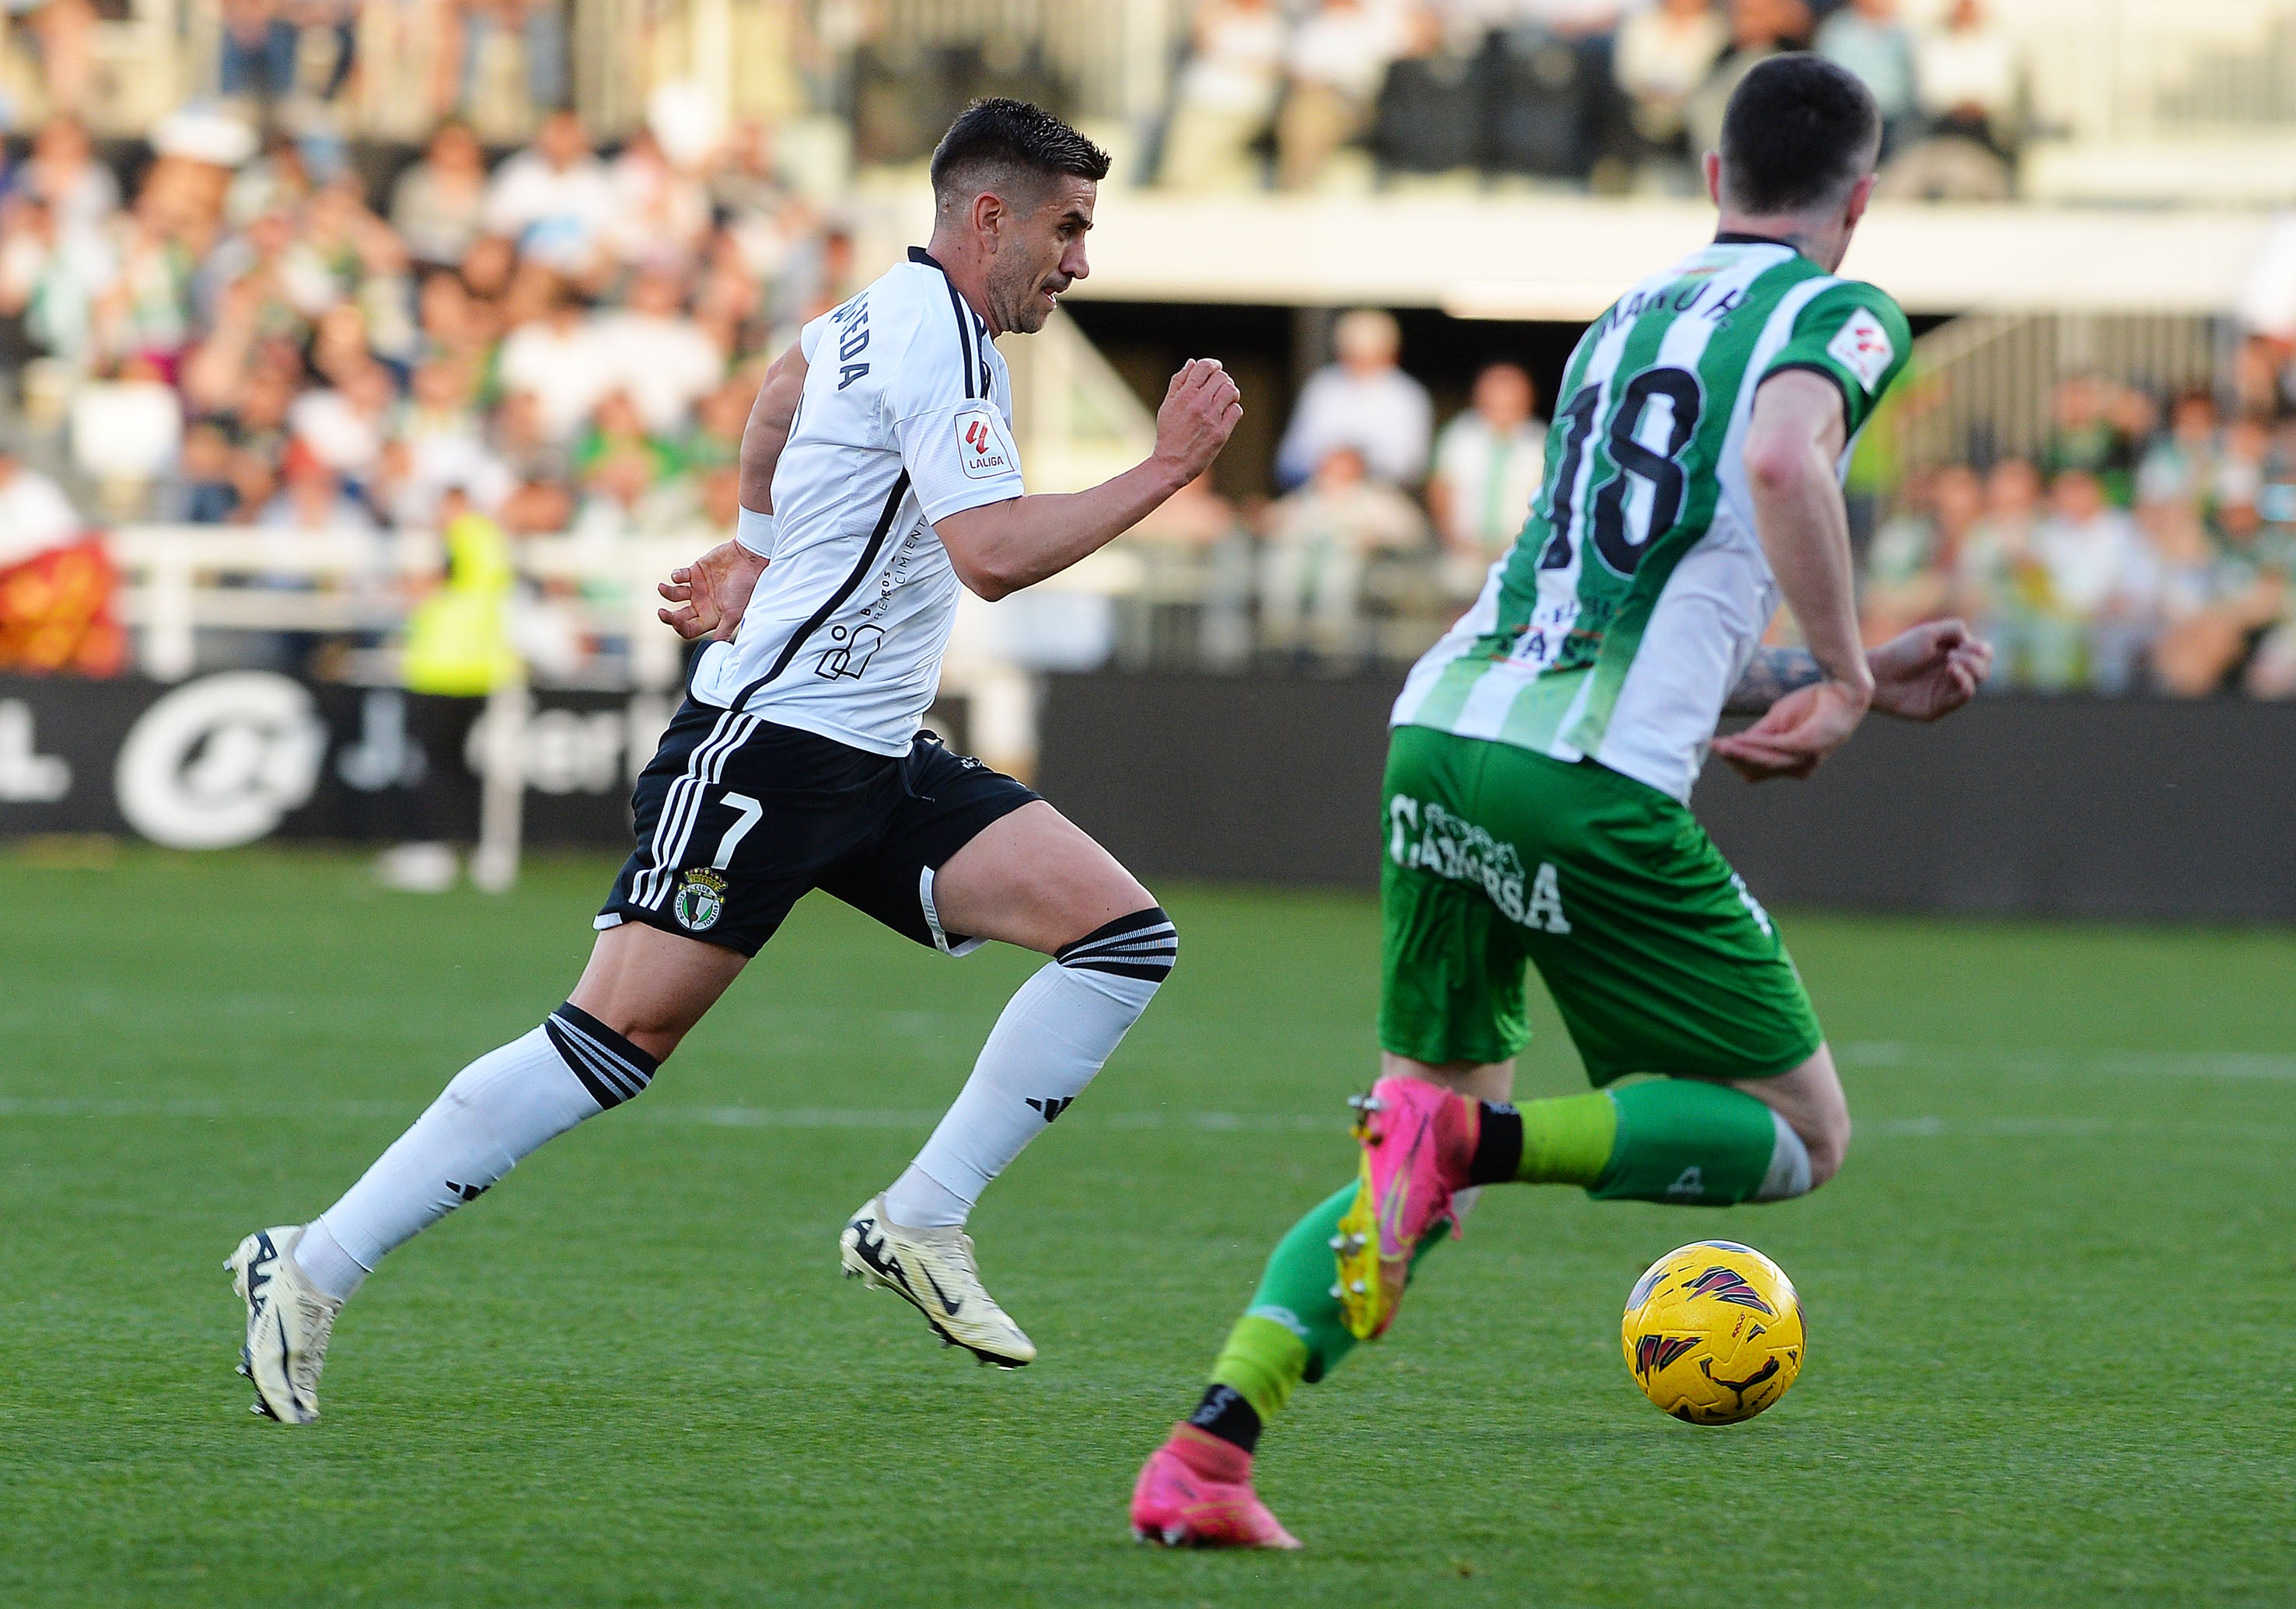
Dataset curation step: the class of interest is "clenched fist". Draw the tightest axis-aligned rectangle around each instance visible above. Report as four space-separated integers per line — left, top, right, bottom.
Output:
1151 358 1244 487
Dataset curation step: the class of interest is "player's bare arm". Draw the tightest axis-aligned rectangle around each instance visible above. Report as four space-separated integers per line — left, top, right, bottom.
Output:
1725 621 1995 721
655 342 807 640
1711 368 1871 781
935 358 1242 600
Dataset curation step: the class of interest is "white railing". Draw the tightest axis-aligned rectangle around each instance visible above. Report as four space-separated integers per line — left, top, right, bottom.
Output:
107 527 695 689
1890 309 2221 476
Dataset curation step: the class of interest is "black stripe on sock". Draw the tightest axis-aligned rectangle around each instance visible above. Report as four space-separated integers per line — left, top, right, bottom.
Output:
1469 1101 1524 1186
1186 1384 1262 1454
1056 907 1176 980
544 1003 660 1110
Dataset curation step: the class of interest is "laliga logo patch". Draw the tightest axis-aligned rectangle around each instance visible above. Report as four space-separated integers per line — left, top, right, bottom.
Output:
954 403 1012 480
1633 1334 1700 1378
673 868 729 932
1826 307 1895 393
1685 1265 1777 1314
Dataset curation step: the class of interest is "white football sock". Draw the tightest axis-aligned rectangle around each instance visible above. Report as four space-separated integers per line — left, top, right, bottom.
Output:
886 907 1176 1229
293 1218 369 1302
295 1007 658 1302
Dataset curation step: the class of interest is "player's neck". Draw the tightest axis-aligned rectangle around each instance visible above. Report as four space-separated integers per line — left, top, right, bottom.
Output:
1711 213 1848 272
919 235 1002 337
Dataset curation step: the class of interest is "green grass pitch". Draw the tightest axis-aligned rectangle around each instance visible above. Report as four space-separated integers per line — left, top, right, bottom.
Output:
2 846 2292 1607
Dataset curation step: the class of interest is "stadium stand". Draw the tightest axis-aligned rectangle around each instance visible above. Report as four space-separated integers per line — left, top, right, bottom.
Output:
3 0 2296 710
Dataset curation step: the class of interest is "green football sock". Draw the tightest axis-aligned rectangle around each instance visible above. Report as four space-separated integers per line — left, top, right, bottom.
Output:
1588 1079 1789 1206
1207 1184 1449 1426
1485 1080 1796 1206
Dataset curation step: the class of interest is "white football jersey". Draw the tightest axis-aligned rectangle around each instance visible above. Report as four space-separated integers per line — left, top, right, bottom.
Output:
687 249 1028 753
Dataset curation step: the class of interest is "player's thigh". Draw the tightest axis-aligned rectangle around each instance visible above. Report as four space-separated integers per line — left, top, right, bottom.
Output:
1497 756 1822 1087
820 735 1151 957
1379 728 1539 1072
930 801 1154 954
565 920 748 1061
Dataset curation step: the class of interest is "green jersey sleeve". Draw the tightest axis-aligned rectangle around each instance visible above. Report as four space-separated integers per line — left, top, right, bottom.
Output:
1761 281 1913 436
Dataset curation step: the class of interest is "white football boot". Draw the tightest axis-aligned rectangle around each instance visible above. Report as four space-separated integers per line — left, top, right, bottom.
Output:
225 1226 341 1423
838 1195 1036 1368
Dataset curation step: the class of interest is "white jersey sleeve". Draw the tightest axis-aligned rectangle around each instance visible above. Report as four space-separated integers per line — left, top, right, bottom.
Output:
887 287 1027 523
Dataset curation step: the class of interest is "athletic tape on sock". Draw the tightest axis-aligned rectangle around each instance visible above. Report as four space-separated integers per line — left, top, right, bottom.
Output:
543 1002 660 1111
1755 1111 1814 1201
1054 906 1177 982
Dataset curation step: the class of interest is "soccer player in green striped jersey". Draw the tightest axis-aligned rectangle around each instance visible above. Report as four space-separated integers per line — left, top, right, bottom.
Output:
1131 54 1995 1550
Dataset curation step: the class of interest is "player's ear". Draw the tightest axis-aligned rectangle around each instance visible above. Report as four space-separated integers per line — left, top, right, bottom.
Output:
1843 171 1876 230
971 189 1005 246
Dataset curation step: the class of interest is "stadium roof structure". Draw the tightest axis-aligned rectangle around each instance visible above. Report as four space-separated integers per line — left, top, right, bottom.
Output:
851 194 2266 321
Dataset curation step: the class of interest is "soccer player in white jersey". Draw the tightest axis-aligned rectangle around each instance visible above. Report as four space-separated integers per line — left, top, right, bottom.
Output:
1128 57 1994 1548
227 99 1243 1422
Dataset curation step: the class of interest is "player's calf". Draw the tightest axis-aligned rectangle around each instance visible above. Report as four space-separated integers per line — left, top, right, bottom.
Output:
229 1003 664 1417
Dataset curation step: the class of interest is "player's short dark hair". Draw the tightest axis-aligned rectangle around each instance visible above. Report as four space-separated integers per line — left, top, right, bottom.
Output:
929 98 1110 213
1718 54 1882 215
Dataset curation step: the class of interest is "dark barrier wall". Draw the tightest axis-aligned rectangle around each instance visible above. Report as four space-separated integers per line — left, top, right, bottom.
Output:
1037 672 2296 922
0 674 645 848
9 670 2294 920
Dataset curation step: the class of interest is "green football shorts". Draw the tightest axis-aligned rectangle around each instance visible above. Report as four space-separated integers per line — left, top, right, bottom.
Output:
1379 724 1822 1083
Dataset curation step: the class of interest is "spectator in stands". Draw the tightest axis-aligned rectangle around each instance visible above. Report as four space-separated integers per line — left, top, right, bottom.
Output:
1816 0 1917 153
2033 467 2158 693
1427 361 1546 601
391 122 494 271
1613 0 1731 183
1274 307 1431 490
2136 388 2222 522
0 440 79 564
1875 0 2019 200
1863 461 1982 643
0 193 114 369
2149 482 2286 696
1122 469 1257 669
218 0 302 103
1276 0 1413 191
288 358 397 488
481 110 614 278
12 0 97 118
455 0 572 124
606 124 713 270
2043 374 2140 508
1161 0 1289 192
1951 457 2043 685
176 421 242 522
1259 444 1430 661
1685 0 1808 159
497 274 609 440
13 116 119 237
593 264 723 435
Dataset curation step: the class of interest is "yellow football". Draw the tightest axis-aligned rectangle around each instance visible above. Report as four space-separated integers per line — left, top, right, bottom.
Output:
1621 1240 1805 1425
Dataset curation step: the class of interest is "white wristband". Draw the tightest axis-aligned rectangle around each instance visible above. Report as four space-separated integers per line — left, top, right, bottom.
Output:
734 505 776 557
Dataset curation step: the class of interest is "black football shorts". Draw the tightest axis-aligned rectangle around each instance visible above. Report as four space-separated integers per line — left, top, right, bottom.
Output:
598 700 1039 957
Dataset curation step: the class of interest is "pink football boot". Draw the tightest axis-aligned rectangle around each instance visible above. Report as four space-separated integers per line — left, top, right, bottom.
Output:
1333 1075 1480 1340
1130 1424 1302 1550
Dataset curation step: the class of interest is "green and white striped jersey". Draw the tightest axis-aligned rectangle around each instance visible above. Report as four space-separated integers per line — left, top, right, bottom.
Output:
1391 237 1912 801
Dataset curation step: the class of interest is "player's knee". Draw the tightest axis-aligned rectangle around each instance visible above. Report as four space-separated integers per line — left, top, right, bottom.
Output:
1054 903 1178 988
1798 1109 1850 1190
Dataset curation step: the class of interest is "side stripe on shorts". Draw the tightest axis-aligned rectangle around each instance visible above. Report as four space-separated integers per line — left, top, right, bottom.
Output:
631 710 761 909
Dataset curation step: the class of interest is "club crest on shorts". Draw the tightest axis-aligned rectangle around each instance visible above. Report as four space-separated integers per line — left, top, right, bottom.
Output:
673 869 728 932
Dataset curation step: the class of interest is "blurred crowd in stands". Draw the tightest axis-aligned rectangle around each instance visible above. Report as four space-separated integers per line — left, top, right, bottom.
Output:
0 101 844 579
1124 319 2296 700
1158 0 2024 198
1861 372 2296 699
